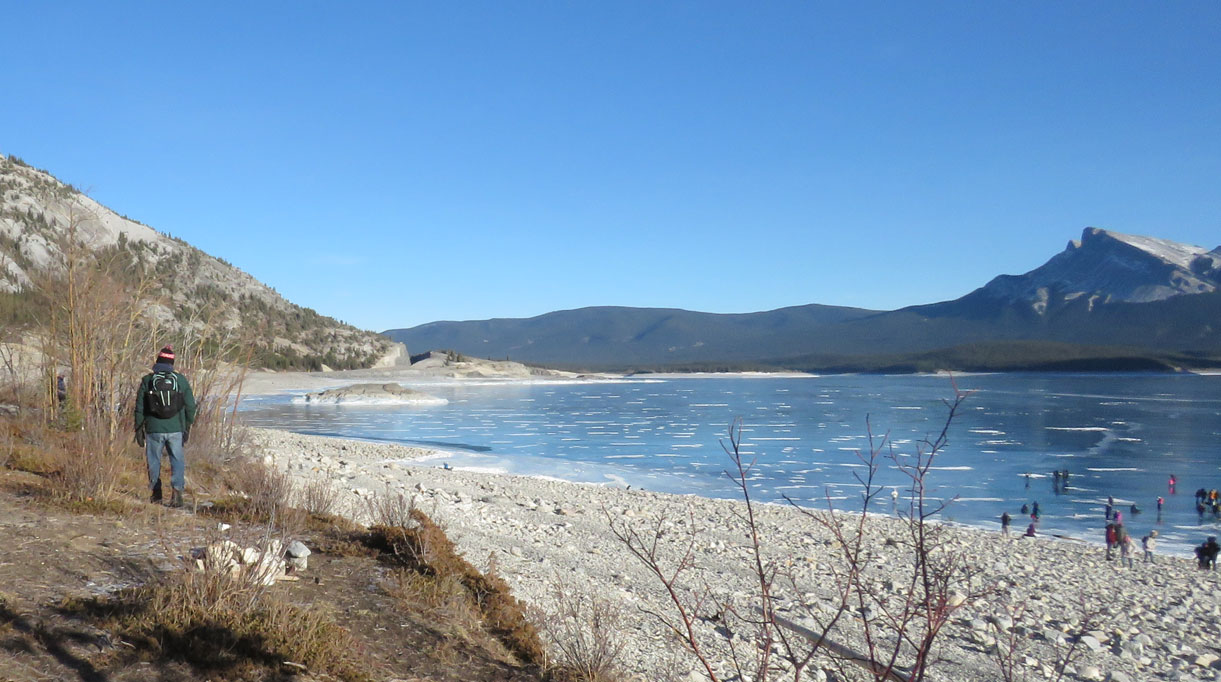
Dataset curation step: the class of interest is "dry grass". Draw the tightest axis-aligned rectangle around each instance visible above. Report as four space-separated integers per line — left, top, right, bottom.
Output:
366 509 548 668
0 417 143 512
50 428 140 505
68 564 369 681
0 422 13 470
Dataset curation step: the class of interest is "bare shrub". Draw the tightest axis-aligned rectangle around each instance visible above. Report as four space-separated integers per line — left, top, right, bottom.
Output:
296 472 341 517
363 487 417 528
50 427 141 506
188 417 253 484
218 457 299 530
537 577 628 682
610 386 980 682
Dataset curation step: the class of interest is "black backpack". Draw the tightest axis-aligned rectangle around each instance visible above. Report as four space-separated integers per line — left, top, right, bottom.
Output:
146 371 185 419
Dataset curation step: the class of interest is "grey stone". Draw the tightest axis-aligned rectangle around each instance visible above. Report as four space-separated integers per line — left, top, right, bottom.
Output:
286 540 311 558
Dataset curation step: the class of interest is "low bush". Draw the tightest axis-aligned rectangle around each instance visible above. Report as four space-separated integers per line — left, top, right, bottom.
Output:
536 579 627 682
211 456 300 529
0 416 142 511
363 487 417 528
296 473 341 517
366 509 547 668
69 554 368 681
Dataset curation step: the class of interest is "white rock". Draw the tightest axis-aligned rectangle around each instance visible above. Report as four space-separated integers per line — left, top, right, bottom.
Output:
286 540 311 558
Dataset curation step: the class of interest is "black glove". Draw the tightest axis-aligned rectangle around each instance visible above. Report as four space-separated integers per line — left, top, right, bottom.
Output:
135 427 145 447
182 427 190 446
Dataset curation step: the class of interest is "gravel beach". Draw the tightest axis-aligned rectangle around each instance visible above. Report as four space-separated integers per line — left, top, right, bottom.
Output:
250 426 1221 682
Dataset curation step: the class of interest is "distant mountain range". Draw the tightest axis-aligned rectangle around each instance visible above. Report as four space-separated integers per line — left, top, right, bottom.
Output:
385 228 1221 372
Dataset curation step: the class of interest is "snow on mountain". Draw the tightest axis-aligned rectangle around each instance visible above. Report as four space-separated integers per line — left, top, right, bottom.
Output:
976 227 1220 312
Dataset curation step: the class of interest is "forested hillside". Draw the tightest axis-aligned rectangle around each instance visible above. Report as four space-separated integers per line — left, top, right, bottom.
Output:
0 154 391 370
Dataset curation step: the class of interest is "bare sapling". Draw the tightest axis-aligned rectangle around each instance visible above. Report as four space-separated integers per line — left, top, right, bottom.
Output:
26 207 165 501
537 575 629 682
609 385 982 682
823 387 985 682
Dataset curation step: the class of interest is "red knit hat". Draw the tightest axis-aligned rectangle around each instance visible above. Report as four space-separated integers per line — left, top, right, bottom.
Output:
155 345 175 366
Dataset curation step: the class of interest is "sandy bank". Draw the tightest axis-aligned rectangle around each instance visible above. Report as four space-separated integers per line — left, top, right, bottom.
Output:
248 426 1221 682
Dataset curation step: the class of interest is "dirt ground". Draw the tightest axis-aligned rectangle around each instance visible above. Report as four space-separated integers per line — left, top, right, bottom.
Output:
0 470 546 682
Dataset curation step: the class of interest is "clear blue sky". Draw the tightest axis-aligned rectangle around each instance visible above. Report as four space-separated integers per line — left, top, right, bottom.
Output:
3 2 1219 331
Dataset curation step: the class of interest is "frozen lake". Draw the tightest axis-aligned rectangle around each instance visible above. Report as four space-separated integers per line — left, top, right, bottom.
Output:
241 372 1221 555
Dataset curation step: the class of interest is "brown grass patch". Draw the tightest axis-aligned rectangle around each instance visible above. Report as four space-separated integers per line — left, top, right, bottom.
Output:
0 417 144 510
365 509 548 668
66 565 369 681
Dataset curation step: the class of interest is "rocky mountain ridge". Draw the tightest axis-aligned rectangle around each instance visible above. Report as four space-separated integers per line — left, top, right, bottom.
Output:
386 228 1221 371
0 154 394 370
973 227 1221 312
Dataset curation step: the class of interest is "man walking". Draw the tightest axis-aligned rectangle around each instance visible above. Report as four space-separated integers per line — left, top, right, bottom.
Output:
134 345 196 508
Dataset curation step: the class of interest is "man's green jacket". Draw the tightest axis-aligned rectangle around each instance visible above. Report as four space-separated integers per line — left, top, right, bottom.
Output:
134 371 197 434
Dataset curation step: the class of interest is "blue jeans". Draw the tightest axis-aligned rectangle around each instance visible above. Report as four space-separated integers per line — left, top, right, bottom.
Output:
145 431 185 491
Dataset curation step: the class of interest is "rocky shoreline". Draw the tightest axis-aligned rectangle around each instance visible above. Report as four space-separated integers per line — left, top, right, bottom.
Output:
290 382 448 405
251 427 1221 682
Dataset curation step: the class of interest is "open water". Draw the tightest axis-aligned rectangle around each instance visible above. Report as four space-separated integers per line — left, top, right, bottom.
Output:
240 373 1221 555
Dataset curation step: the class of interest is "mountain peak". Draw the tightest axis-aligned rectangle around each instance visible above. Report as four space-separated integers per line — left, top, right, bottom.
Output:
1075 227 1209 271
981 227 1218 310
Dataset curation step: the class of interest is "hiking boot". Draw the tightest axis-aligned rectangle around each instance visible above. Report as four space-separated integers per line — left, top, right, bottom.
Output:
150 481 163 503
169 489 183 509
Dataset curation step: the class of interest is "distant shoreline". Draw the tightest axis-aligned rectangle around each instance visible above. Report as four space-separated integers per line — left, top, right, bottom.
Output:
237 363 1220 398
